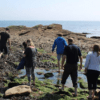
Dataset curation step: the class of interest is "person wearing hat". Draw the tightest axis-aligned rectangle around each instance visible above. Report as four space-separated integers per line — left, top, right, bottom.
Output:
0 28 11 61
52 33 67 72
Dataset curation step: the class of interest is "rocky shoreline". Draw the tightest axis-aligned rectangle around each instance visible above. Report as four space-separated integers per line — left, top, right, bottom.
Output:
0 24 100 100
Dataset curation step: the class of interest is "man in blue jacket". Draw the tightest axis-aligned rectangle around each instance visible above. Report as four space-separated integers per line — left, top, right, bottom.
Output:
52 33 67 72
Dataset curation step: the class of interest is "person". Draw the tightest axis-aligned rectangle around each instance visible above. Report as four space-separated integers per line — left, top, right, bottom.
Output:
84 44 100 99
61 38 82 96
0 28 11 61
52 33 67 72
16 41 27 70
24 39 37 86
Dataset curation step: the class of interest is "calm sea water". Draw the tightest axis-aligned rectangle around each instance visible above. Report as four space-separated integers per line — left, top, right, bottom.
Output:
0 20 100 37
19 68 87 88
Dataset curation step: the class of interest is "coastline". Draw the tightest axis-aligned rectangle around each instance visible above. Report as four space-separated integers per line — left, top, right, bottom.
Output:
0 24 99 53
0 21 100 37
0 24 100 99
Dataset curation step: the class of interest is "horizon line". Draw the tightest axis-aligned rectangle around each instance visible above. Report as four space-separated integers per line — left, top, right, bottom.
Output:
0 20 100 22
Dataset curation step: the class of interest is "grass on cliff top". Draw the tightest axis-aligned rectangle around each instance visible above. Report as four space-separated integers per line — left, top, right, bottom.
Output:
8 25 26 29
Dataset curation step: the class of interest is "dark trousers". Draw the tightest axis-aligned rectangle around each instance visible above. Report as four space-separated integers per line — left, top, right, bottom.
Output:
0 45 8 54
87 70 99 90
26 66 35 81
61 63 78 87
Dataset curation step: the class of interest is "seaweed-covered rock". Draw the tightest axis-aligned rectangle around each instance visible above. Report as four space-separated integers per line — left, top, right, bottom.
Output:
80 82 88 89
78 79 88 89
44 73 54 78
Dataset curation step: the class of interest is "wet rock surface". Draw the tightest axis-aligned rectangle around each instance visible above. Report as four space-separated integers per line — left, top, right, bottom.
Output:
44 73 54 78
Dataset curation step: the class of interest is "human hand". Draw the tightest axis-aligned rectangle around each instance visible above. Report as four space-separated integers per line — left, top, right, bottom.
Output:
61 65 64 70
79 65 82 71
84 68 87 73
9 46 11 51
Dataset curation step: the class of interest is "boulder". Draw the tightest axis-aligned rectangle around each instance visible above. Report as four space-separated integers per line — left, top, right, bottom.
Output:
37 72 44 75
50 24 62 30
78 79 88 89
44 73 54 78
45 24 62 30
82 32 90 34
91 36 100 39
96 89 100 99
96 89 100 94
80 82 88 89
5 85 31 97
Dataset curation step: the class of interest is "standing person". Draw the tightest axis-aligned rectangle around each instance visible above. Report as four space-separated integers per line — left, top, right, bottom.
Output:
52 33 67 72
24 39 37 86
61 38 82 96
0 28 11 61
84 44 100 99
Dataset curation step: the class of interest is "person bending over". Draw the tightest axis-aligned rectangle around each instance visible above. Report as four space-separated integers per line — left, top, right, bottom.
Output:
16 41 27 70
0 28 11 61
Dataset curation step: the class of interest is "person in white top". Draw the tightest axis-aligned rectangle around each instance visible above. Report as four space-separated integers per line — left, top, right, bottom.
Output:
84 44 100 99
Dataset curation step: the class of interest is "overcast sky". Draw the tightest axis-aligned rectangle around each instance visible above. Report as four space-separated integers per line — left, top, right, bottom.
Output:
0 0 100 21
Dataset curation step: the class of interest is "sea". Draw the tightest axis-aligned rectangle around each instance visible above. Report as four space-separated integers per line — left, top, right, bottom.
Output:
0 20 100 37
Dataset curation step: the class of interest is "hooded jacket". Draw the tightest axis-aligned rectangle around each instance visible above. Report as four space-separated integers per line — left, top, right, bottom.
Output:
52 37 67 54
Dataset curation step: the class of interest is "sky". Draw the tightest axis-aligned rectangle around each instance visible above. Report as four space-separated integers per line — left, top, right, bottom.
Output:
0 0 100 21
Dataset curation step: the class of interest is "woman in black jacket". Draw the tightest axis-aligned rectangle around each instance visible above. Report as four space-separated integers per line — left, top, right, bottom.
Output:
24 39 37 86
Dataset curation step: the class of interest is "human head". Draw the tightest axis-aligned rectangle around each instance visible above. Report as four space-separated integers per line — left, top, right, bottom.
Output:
68 38 74 44
27 39 35 47
5 28 10 32
93 44 100 53
22 42 27 49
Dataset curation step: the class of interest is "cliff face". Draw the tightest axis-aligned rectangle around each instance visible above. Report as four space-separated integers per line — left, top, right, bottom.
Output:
0 24 99 53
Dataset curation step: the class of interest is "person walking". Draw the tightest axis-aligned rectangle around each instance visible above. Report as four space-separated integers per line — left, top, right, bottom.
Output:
61 38 82 96
52 33 67 72
0 28 11 61
24 39 37 86
84 44 100 99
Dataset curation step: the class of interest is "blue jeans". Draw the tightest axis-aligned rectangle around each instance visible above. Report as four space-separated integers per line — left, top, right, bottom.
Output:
16 57 25 70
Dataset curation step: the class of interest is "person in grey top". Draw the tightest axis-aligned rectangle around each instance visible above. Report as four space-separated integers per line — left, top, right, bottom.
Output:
24 39 37 86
